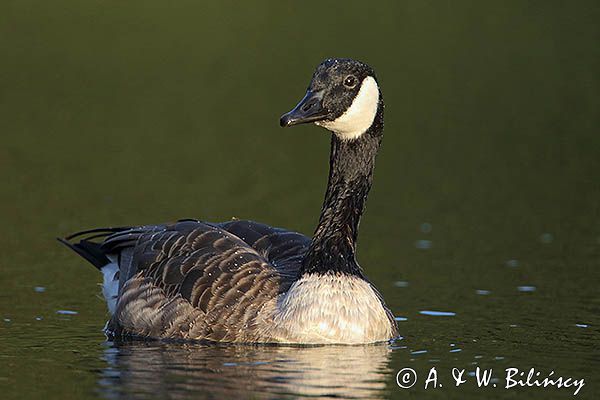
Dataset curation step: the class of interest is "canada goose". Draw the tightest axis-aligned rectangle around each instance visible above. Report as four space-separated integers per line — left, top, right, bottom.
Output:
60 58 398 344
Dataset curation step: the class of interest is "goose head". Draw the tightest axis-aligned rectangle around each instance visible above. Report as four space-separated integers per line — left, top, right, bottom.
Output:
280 58 382 141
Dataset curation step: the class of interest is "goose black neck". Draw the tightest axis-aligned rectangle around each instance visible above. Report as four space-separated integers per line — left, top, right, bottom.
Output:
301 101 384 277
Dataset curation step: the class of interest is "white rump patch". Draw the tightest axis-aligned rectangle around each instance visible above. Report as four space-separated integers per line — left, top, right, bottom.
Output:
101 262 119 315
316 76 380 140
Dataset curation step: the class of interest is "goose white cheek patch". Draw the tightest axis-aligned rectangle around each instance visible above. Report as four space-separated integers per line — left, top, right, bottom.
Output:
316 76 380 140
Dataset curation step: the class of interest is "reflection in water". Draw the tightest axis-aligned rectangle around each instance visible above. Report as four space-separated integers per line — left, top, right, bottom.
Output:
99 341 393 399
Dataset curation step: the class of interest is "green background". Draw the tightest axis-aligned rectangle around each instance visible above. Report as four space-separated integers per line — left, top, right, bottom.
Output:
1 1 598 398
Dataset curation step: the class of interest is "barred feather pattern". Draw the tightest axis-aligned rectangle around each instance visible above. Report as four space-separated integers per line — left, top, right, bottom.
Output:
94 219 396 343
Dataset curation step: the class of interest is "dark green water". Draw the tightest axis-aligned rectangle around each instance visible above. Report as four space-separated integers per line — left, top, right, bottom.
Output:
1 1 599 399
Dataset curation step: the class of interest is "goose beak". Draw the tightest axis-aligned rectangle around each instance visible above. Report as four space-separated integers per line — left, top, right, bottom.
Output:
280 90 327 127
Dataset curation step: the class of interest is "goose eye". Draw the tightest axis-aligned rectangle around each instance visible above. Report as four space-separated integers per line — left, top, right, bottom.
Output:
343 75 357 88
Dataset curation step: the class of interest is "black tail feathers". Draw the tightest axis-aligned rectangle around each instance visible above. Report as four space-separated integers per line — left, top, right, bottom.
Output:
58 226 131 270
57 238 110 270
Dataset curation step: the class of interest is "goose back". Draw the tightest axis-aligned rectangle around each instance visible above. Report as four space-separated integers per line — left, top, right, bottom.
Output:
96 219 310 341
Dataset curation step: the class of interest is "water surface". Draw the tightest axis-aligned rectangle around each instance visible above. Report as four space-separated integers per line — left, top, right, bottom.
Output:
1 1 599 399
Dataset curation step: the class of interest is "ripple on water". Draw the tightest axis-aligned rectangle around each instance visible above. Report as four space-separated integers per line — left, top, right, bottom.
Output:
517 286 536 292
505 259 520 267
414 240 432 249
34 286 46 293
56 310 78 315
420 222 432 233
419 310 456 317
394 317 408 322
475 289 491 295
393 281 409 288
539 233 554 243
575 324 589 328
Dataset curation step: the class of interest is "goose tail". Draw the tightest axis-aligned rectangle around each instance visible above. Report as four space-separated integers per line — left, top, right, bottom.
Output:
57 237 110 270
57 226 130 270
58 226 132 315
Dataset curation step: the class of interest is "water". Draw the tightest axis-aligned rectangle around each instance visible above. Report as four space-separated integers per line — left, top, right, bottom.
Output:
1 1 599 399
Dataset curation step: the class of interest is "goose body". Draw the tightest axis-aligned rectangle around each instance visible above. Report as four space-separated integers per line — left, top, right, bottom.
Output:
61 59 398 344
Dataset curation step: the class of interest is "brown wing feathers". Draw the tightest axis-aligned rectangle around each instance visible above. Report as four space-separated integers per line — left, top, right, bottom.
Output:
63 219 310 341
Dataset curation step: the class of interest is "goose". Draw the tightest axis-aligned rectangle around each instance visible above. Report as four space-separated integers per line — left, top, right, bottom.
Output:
59 58 398 344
